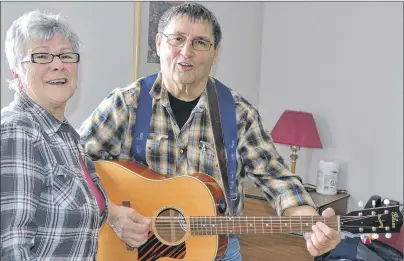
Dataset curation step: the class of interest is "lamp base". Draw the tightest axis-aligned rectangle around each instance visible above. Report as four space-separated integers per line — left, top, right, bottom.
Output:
290 145 300 173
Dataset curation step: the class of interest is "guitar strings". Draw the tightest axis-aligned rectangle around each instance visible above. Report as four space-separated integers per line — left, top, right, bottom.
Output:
151 225 377 232
150 217 370 224
152 222 342 229
152 225 376 232
135 215 385 233
147 215 376 220
152 219 377 227
146 214 384 233
147 214 399 222
148 225 373 234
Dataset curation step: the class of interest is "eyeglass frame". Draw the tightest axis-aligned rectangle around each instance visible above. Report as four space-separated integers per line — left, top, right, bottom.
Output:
21 52 80 64
159 32 214 51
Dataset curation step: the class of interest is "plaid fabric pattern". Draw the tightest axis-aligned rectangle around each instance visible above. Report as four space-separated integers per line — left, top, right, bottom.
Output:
1 92 108 261
79 72 315 216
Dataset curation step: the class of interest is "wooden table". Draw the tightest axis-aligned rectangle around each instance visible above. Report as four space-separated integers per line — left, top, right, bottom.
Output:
239 188 313 261
239 187 350 260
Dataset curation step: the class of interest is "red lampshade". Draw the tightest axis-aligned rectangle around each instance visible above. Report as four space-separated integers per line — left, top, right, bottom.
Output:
270 110 323 148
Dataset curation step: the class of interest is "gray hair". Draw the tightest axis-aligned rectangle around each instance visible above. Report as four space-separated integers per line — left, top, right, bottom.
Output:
4 10 80 91
158 2 222 48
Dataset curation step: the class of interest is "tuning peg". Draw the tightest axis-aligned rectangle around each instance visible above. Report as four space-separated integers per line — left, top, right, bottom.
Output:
382 199 391 214
357 201 364 216
385 233 392 239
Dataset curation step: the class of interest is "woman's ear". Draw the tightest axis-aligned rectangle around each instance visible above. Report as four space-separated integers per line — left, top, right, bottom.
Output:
11 69 24 90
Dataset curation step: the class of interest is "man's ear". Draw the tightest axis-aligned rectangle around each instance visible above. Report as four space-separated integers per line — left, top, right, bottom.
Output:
212 44 220 65
155 33 162 57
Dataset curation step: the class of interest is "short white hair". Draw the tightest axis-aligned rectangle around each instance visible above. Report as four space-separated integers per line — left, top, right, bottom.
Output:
4 10 80 91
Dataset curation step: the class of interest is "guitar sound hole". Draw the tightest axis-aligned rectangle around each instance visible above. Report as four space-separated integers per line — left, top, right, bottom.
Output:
155 208 187 245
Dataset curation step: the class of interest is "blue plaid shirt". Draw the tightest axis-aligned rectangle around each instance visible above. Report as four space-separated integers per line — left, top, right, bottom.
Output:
1 91 108 261
79 73 316 217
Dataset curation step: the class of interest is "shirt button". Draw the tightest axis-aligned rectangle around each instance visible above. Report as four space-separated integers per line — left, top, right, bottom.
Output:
180 149 184 154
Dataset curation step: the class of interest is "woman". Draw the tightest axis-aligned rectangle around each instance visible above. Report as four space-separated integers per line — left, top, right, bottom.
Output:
1 10 108 260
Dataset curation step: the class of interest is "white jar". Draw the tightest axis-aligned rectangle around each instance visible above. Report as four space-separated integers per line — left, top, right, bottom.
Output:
316 161 339 195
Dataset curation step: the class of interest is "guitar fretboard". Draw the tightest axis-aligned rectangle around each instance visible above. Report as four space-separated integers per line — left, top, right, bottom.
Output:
189 216 340 235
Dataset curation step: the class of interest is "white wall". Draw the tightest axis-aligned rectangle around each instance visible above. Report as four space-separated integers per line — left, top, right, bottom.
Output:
2 2 402 211
259 2 403 210
1 2 263 127
1 2 135 128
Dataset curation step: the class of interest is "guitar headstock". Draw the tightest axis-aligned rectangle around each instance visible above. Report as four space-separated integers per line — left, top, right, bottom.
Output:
341 203 403 236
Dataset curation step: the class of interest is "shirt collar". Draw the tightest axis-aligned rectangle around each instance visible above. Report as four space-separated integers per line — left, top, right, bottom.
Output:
13 91 77 138
149 71 215 113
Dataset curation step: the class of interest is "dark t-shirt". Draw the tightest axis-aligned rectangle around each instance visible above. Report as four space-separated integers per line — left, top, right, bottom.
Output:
168 91 201 129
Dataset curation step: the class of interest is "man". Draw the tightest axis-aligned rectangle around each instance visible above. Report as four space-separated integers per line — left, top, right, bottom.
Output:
79 3 340 260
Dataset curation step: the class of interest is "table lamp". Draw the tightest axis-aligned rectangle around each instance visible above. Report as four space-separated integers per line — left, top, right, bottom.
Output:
270 110 323 174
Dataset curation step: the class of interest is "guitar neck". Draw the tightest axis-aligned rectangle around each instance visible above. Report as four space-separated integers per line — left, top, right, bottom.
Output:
190 216 340 235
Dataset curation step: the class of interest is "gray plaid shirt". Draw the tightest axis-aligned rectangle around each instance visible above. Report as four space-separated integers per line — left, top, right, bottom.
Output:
1 91 108 261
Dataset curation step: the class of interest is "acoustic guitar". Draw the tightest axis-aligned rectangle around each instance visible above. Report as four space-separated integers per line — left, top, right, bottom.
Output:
94 160 403 261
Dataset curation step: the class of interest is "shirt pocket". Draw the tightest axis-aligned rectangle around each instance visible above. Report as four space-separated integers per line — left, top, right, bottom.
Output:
145 133 171 176
198 141 219 177
51 165 89 210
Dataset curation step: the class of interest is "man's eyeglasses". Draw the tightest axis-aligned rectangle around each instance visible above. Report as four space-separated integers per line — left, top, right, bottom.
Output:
22 52 80 64
160 33 213 51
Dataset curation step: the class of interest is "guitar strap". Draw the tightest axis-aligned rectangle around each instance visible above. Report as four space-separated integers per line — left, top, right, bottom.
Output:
131 73 238 216
205 79 238 216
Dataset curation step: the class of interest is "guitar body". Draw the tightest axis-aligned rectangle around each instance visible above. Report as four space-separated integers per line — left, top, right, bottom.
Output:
94 160 404 261
95 160 228 261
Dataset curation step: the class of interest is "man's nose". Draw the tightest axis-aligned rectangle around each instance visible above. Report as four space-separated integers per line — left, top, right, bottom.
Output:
180 40 195 58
